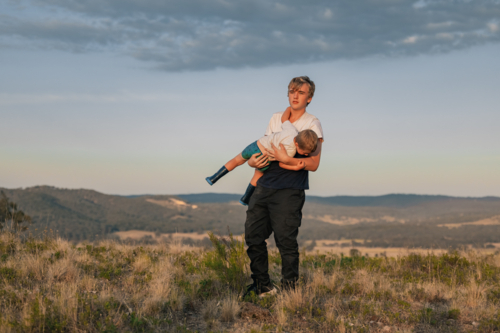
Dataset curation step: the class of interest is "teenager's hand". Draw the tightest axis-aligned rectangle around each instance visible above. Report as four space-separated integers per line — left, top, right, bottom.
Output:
269 143 291 163
247 153 269 169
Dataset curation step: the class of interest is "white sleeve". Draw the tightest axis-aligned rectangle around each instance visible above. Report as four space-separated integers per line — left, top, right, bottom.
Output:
264 112 284 136
264 121 273 136
310 119 324 140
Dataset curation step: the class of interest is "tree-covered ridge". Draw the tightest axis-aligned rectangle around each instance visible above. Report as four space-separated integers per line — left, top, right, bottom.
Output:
2 186 500 249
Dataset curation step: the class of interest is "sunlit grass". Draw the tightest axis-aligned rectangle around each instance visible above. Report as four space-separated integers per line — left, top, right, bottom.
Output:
2 229 500 332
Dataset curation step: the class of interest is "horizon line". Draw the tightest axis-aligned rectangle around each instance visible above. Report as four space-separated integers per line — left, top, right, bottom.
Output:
2 185 499 200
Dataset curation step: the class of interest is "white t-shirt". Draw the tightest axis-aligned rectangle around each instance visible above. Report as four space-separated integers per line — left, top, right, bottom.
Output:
258 120 298 159
264 111 324 140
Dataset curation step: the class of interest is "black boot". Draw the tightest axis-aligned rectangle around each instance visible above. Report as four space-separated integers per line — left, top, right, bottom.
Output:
206 166 229 185
239 183 256 206
280 278 297 291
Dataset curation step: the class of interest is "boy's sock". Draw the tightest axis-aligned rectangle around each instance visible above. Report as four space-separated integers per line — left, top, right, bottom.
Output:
239 183 256 206
206 166 229 185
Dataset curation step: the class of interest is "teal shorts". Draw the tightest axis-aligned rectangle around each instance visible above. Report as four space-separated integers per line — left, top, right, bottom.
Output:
242 141 269 171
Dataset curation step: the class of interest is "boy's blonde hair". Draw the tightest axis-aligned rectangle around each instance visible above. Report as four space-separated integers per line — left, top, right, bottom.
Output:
288 76 315 105
295 129 318 153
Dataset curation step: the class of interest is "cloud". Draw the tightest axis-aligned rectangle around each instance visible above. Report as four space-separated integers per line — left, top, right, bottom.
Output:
1 0 499 71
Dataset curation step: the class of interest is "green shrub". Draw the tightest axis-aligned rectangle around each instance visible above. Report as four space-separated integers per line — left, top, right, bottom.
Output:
480 311 500 330
447 309 460 320
0 267 17 283
398 253 473 285
28 296 68 332
25 239 50 253
488 288 500 304
203 231 249 292
197 278 215 299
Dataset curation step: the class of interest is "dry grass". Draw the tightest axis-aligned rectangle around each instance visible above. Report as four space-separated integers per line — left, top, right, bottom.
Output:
3 230 500 332
220 296 241 322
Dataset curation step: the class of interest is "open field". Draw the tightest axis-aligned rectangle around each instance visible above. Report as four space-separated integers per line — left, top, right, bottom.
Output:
3 230 500 332
114 231 500 258
438 215 500 229
309 240 449 258
305 215 406 225
114 230 209 241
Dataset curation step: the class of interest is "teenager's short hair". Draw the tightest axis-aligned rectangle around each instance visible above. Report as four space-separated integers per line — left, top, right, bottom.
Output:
288 76 315 104
296 129 318 153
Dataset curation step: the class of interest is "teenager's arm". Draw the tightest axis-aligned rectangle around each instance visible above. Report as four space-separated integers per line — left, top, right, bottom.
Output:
269 140 323 172
281 107 292 123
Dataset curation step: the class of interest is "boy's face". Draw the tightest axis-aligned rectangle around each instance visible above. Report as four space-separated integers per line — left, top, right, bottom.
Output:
288 83 312 111
294 140 311 156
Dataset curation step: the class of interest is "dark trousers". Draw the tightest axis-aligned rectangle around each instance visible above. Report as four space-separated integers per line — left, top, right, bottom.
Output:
245 186 305 286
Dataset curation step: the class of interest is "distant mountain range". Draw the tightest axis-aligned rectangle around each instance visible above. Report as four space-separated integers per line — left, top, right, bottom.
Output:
2 186 500 248
174 193 500 207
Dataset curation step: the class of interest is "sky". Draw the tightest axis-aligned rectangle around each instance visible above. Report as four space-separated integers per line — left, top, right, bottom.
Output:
1 0 499 197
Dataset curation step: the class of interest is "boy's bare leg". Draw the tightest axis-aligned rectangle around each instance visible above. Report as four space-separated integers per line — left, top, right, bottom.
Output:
250 169 264 186
225 153 248 171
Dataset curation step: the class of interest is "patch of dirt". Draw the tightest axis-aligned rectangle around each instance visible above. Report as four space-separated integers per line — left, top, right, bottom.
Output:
146 198 197 209
240 302 272 320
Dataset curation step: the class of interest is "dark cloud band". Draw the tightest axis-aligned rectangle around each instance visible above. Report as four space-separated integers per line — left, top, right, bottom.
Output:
1 0 499 70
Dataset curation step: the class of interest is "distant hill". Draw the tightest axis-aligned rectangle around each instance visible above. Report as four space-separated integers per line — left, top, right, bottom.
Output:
175 193 241 203
2 186 500 248
306 194 500 207
176 192 500 207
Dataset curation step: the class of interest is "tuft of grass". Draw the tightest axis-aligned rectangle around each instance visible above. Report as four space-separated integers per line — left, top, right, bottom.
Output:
220 295 241 322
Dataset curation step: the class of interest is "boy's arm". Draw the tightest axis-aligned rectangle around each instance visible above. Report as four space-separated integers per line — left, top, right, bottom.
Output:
269 140 323 171
279 160 306 171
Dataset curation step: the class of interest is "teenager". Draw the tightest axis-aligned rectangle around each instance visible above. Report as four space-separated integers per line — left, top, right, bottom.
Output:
243 76 324 297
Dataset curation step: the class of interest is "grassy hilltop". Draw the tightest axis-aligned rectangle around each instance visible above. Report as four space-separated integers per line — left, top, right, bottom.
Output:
2 230 500 332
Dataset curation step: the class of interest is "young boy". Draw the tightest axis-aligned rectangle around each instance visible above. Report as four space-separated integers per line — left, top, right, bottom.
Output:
205 107 318 205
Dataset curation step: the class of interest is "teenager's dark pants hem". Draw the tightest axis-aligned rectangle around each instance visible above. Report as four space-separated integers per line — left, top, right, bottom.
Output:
245 186 305 287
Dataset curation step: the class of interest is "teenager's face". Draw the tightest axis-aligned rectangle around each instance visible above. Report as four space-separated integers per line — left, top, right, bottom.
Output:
288 83 312 111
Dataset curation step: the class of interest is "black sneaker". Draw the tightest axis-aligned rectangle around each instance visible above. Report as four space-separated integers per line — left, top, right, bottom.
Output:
241 280 277 300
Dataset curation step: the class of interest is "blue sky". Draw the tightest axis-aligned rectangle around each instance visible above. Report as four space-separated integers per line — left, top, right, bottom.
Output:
1 0 499 197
